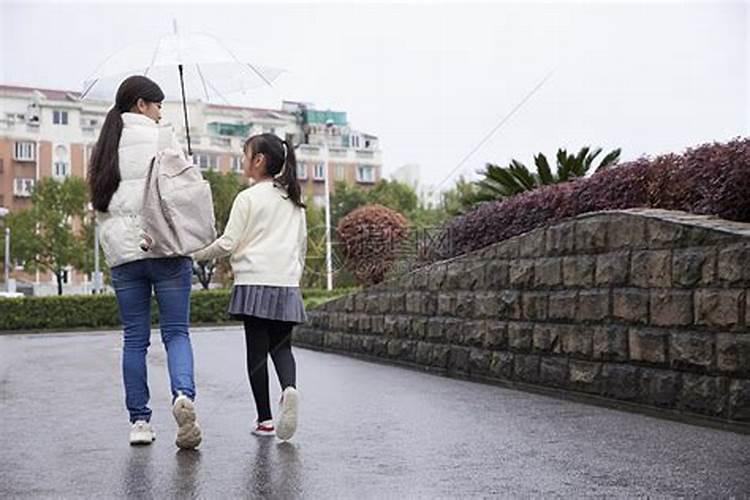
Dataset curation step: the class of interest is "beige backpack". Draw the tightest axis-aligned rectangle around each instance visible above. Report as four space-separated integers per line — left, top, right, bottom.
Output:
140 131 217 256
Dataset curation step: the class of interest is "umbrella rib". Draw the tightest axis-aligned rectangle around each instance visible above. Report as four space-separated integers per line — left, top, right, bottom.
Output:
79 41 135 99
144 35 164 76
244 62 274 88
195 64 211 101
79 78 99 100
214 37 275 88
204 78 232 105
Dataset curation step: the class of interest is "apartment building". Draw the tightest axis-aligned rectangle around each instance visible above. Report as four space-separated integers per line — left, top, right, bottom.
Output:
0 84 382 294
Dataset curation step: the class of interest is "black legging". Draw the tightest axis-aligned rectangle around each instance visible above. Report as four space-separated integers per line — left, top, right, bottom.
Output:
243 316 297 423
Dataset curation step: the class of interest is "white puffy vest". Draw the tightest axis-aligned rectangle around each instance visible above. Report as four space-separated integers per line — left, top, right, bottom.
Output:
97 112 182 268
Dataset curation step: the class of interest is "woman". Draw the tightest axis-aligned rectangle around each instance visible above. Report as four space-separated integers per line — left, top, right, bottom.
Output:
192 133 306 441
88 75 201 449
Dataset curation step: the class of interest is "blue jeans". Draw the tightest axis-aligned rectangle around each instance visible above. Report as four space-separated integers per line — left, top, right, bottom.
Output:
111 257 195 423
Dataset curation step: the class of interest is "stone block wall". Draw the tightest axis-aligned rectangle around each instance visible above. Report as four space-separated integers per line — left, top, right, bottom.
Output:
294 209 750 426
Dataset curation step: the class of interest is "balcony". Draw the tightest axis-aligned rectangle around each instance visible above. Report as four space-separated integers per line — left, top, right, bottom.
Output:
356 149 375 159
298 145 321 156
210 137 232 148
328 147 347 158
179 134 202 146
207 122 250 137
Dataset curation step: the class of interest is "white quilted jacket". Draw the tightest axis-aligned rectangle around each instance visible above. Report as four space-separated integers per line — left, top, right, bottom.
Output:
97 112 183 268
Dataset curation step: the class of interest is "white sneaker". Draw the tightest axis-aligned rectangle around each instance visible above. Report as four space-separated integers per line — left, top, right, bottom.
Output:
276 387 299 441
172 393 202 450
129 420 155 445
252 420 276 437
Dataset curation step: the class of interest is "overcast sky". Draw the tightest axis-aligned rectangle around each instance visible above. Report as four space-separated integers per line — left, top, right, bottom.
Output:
1 0 747 191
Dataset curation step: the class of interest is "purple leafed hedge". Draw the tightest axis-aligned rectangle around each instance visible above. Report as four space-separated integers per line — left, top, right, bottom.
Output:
428 137 750 261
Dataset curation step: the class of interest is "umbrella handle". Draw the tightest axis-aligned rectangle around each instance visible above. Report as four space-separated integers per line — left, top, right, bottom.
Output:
178 64 192 156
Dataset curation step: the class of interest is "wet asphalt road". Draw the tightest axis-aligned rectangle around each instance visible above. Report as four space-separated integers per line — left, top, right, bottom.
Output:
1 326 749 499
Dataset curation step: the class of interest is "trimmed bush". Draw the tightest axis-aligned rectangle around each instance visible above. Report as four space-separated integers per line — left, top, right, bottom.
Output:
0 288 351 332
0 294 123 331
337 204 410 286
429 137 750 261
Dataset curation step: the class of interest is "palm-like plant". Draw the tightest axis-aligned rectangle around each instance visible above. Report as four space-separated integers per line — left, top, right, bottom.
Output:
470 146 621 206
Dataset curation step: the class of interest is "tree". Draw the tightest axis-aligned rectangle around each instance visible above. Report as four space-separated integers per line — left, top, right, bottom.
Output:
330 181 369 228
301 197 327 289
9 177 89 295
193 171 247 289
367 179 418 217
471 146 621 206
440 176 480 216
330 178 425 227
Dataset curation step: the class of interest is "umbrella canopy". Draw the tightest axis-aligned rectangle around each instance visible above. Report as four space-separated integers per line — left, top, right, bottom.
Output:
81 28 284 153
82 31 283 102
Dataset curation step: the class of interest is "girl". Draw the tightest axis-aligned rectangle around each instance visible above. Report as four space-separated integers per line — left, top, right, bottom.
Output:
88 75 202 449
193 133 307 441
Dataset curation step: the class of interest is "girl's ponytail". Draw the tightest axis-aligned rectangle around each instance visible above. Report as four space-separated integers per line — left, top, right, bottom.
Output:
280 140 306 209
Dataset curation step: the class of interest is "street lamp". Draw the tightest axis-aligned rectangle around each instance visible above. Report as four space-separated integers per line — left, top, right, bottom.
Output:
87 203 102 294
322 119 334 291
0 207 10 291
93 215 102 294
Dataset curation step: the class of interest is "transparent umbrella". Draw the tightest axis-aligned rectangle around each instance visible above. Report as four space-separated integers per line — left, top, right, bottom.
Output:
81 24 284 154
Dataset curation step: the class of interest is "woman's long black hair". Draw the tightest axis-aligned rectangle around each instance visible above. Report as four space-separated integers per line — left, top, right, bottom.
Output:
88 75 165 212
245 133 306 208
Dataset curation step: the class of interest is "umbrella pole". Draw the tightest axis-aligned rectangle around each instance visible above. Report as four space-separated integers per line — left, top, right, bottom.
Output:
178 64 192 156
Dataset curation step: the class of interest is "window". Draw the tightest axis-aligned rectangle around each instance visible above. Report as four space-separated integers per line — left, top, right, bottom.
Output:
194 153 218 170
53 110 69 125
232 156 243 173
313 163 325 181
53 162 70 178
297 162 308 180
335 164 346 180
13 178 35 197
357 165 375 184
6 113 25 123
351 135 360 148
61 268 70 285
14 142 35 162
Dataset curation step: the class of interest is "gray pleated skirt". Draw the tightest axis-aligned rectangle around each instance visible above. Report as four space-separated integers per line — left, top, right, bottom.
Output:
228 285 307 324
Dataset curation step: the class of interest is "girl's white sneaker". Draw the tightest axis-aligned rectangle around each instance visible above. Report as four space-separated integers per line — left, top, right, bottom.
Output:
276 387 299 441
129 420 155 445
252 419 276 437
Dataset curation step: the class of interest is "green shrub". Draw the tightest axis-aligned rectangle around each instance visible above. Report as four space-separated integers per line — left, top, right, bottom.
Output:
0 287 350 332
0 294 122 331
